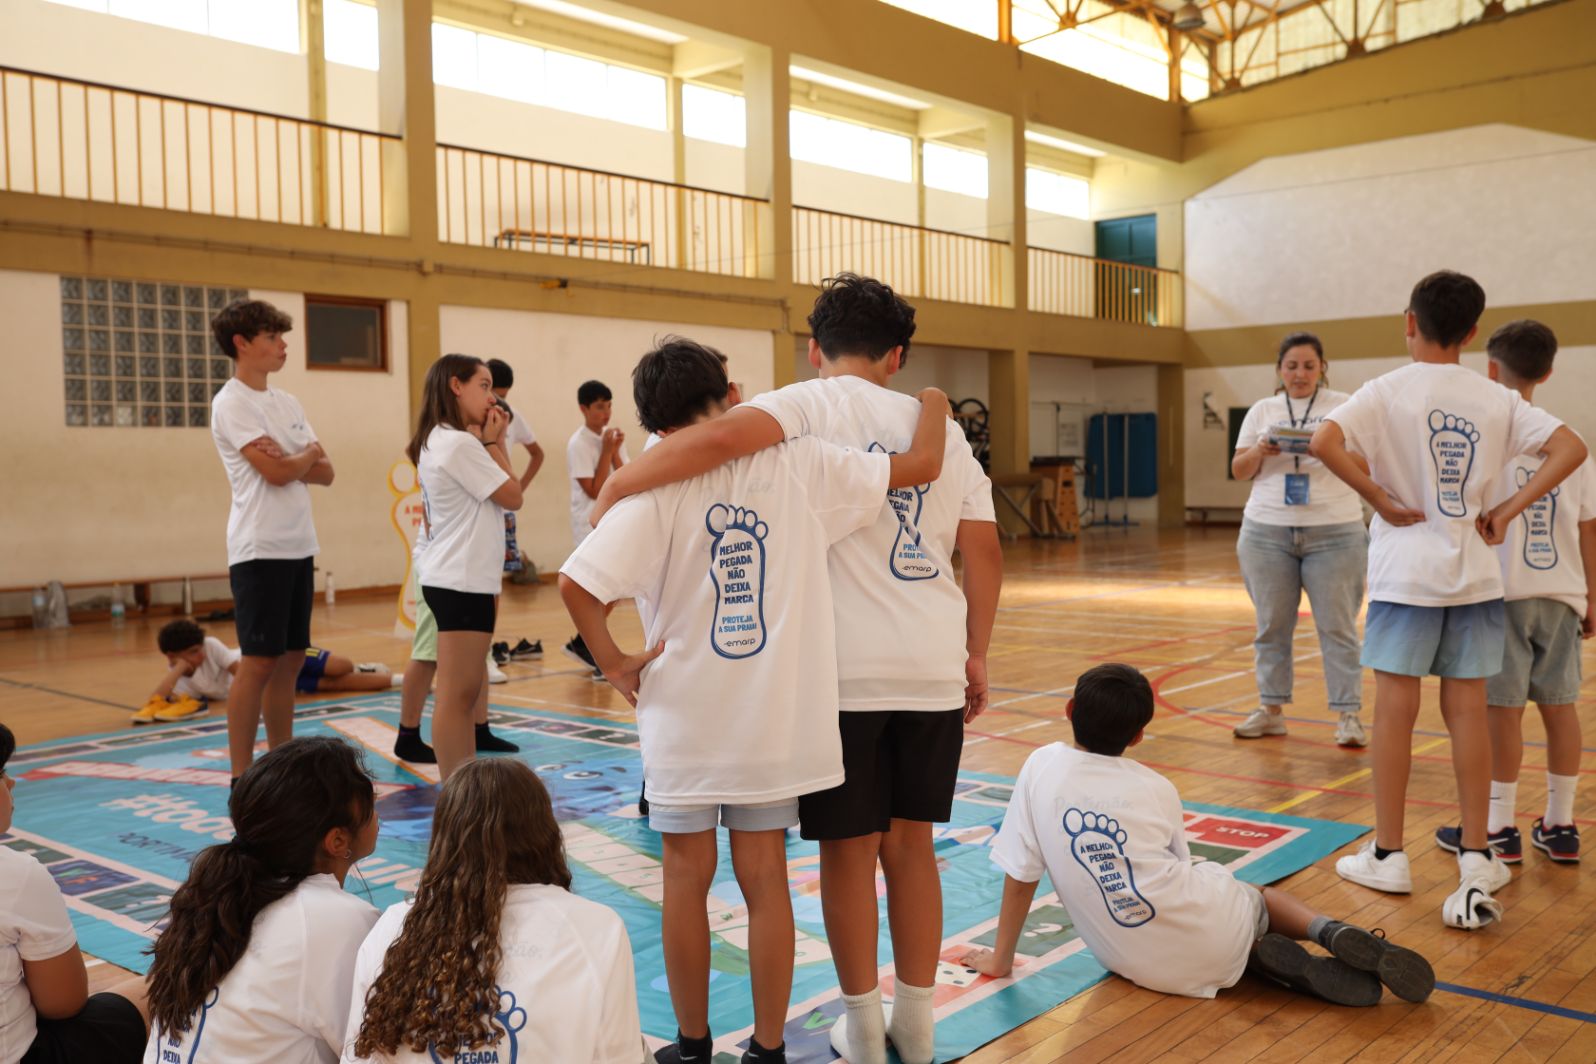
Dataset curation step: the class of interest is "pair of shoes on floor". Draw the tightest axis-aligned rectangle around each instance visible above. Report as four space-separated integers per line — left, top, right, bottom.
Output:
563 636 607 681
1336 842 1512 929
1252 926 1434 1006
131 695 207 725
1233 708 1369 748
492 639 544 665
1436 820 1578 864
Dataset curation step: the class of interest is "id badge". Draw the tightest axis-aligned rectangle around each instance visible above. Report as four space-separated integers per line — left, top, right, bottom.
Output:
1284 473 1310 506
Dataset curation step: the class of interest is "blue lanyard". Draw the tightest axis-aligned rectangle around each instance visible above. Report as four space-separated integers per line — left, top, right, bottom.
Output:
1283 388 1318 472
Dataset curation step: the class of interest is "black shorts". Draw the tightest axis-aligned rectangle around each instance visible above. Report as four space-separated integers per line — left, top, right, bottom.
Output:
229 557 314 657
799 708 965 841
23 992 147 1064
421 586 497 633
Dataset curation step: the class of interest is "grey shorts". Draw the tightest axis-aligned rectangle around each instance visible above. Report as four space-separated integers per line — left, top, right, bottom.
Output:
648 798 800 834
1487 598 1584 707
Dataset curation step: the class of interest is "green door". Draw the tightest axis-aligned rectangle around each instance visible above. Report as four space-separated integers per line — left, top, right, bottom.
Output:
1094 215 1159 325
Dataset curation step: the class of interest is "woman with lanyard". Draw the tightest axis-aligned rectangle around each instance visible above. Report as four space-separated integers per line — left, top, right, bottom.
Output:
1231 332 1370 747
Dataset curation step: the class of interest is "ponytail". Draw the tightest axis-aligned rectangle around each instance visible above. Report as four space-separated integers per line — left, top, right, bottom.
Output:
145 737 374 1035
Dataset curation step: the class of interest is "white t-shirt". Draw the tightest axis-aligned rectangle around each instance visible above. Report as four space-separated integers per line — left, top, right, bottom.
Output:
1327 363 1564 607
1 848 78 1064
991 743 1259 999
561 438 891 805
144 874 377 1064
415 425 511 595
210 378 320 566
567 427 627 547
340 885 645 1064
174 636 242 702
643 432 662 452
504 408 537 450
750 376 996 711
1235 389 1364 527
1492 451 1596 618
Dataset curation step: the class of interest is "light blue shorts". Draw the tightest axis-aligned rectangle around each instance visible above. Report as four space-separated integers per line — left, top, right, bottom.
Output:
648 798 799 835
1361 599 1505 679
1487 598 1583 707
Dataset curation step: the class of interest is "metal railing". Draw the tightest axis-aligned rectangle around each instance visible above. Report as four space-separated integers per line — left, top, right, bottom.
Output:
437 143 767 278
792 206 1008 307
1028 246 1182 327
0 67 394 234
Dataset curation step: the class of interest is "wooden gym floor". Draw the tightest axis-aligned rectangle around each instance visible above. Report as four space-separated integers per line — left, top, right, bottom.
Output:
3 527 1593 1061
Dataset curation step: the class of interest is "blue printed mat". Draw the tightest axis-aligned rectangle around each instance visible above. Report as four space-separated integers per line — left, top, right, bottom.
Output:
4 696 1368 1061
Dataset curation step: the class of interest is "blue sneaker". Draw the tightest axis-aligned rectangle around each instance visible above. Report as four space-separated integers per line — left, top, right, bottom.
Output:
1531 818 1580 863
1434 824 1522 864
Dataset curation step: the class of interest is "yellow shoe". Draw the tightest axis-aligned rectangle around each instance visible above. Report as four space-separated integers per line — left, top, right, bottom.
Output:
131 697 167 726
153 696 208 722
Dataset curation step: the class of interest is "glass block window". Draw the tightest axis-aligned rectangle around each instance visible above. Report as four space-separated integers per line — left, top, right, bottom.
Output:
61 276 246 428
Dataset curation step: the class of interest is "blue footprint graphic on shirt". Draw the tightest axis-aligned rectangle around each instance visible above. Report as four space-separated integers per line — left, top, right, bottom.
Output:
155 986 217 1064
1428 410 1480 517
871 442 939 581
1517 466 1560 571
428 986 526 1063
706 504 768 659
1064 808 1156 928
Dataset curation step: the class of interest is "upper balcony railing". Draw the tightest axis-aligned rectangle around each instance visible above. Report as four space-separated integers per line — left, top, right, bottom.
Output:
0 67 394 234
436 143 767 279
1028 246 1182 327
792 206 1008 308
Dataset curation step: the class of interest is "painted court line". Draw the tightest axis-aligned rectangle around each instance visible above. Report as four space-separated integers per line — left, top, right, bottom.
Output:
1435 981 1596 1024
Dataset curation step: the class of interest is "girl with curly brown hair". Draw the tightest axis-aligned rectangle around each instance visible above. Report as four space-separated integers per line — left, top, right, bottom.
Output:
143 736 380 1063
343 758 644 1064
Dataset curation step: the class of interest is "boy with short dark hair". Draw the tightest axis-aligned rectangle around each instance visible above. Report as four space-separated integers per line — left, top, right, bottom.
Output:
208 299 333 781
563 379 626 675
592 276 1001 1064
132 619 395 725
1310 271 1589 928
1433 320 1593 864
485 358 544 664
963 664 1434 1007
559 337 951 1064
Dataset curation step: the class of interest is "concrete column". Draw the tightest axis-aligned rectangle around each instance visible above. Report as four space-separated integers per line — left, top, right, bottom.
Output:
743 43 793 390
302 0 328 226
985 111 1026 311
988 347 1030 478
376 0 440 415
1156 362 1186 526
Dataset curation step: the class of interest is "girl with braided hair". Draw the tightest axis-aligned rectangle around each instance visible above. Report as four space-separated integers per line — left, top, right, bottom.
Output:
343 759 644 1063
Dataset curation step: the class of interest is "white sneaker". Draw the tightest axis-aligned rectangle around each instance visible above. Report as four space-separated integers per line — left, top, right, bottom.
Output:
1334 712 1368 748
486 662 508 685
1443 851 1510 929
1234 707 1288 738
355 662 388 674
1336 842 1413 893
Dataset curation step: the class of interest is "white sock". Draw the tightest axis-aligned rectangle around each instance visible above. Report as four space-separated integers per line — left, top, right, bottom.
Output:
1546 773 1578 827
1487 780 1518 834
886 980 936 1064
837 987 887 1064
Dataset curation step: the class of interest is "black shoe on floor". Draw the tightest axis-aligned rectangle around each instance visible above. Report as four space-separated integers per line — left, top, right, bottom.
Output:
1252 933 1380 1007
563 636 597 671
509 637 543 661
491 641 512 666
1319 922 1435 1003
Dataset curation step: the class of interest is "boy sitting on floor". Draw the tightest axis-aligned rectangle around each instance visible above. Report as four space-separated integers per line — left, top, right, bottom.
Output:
133 619 396 725
963 663 1434 1007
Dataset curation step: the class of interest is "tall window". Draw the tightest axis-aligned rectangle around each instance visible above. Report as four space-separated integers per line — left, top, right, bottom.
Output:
790 111 912 183
324 0 380 70
46 0 299 53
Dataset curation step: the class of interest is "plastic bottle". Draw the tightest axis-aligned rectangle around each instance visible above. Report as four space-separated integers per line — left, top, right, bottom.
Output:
325 572 336 606
110 583 126 627
31 587 48 628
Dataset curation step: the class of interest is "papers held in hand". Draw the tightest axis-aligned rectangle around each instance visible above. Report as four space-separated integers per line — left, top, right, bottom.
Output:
1268 426 1315 455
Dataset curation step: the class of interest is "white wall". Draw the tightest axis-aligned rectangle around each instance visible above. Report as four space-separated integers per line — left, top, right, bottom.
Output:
1183 347 1596 511
0 269 411 593
1185 124 1596 331
440 307 774 571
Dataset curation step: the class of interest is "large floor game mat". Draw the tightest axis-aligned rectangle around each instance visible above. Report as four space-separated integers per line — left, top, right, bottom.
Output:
4 695 1369 1061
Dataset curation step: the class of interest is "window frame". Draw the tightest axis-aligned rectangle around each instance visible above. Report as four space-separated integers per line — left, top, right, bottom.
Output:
303 294 390 374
